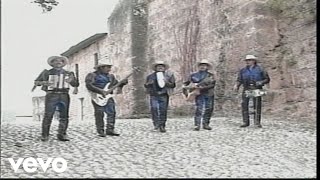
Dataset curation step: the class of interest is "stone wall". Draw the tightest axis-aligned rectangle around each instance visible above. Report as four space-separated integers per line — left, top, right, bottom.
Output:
107 0 149 118
262 0 316 120
32 0 315 122
108 0 316 121
146 0 285 117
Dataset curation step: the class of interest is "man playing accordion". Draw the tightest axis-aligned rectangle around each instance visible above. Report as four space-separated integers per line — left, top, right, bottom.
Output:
233 54 270 128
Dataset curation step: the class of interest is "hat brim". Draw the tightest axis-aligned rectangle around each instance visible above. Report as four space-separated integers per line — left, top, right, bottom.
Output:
47 56 68 67
94 64 113 70
197 62 213 69
152 63 169 71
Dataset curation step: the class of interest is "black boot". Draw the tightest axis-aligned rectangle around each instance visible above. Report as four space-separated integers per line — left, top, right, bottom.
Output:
159 126 166 133
57 134 70 141
203 124 212 130
41 124 50 142
41 136 49 142
97 130 106 137
193 126 200 131
153 127 159 132
57 119 70 141
240 123 249 128
106 129 120 136
240 117 250 127
254 115 262 128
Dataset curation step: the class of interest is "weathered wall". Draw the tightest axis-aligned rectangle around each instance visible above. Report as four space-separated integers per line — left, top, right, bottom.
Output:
32 0 315 122
108 0 316 121
146 0 281 116
262 0 316 120
107 0 149 118
145 0 316 120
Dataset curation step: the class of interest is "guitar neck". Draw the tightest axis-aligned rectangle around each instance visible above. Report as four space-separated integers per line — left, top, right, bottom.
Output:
107 73 134 92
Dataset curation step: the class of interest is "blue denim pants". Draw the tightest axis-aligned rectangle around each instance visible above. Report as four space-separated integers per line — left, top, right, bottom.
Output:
42 92 70 137
194 94 214 126
92 98 116 131
149 94 169 128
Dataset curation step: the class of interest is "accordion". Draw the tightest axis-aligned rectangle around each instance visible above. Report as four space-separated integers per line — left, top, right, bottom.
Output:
244 89 267 98
156 72 166 88
47 74 70 90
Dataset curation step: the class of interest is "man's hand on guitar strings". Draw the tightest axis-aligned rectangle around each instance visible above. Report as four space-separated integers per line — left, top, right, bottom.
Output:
101 90 109 97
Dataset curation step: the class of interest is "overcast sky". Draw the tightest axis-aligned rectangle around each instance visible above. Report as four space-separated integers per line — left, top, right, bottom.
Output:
1 0 119 115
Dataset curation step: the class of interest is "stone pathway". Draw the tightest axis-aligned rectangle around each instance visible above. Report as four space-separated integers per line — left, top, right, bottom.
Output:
0 116 316 178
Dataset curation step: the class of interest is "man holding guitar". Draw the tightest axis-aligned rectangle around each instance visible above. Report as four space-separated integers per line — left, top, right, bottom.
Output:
85 59 128 137
183 59 216 131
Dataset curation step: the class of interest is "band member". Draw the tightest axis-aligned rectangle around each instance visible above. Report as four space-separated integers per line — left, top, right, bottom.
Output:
33 56 79 141
144 61 176 133
183 59 216 131
233 55 270 128
85 60 128 137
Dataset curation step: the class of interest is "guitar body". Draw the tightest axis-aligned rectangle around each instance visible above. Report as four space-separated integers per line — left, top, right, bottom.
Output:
90 66 141 106
91 83 114 106
184 75 215 101
185 88 200 102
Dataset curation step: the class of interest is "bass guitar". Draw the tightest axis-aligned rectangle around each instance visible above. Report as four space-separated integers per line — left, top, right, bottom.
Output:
91 66 140 106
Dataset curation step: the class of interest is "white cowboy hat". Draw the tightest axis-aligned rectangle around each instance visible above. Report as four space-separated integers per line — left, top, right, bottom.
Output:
196 59 213 69
152 61 169 71
245 54 258 60
94 62 113 70
94 55 113 69
47 56 68 67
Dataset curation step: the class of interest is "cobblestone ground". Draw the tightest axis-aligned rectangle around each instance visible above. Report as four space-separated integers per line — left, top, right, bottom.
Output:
0 116 316 178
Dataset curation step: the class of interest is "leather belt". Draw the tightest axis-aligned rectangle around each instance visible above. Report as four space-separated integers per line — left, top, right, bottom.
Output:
46 91 68 94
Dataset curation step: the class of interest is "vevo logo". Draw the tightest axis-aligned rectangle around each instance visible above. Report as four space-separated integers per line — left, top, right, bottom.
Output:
8 157 67 173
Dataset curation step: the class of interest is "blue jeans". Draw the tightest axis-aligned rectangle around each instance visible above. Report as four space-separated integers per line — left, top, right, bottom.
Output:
92 98 116 131
149 94 169 128
42 93 70 137
194 94 214 126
